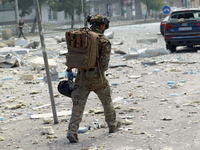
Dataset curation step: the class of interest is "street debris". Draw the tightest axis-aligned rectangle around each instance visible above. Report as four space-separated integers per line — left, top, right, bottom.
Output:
113 97 124 103
0 47 30 55
78 127 88 133
105 31 114 39
0 53 21 68
2 40 15 47
0 137 5 141
123 47 169 60
0 23 200 150
21 74 34 80
41 126 54 135
29 57 56 69
122 119 134 125
43 117 53 124
162 117 173 121
136 39 157 44
30 111 87 119
15 39 29 47
111 37 124 45
2 29 12 40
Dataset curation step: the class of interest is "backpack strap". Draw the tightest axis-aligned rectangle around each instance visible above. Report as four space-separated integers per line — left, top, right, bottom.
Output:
97 58 103 83
97 33 104 83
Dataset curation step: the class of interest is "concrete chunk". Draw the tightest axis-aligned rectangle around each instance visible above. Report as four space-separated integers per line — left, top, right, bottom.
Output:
15 39 28 47
2 29 12 40
136 39 157 43
29 57 57 69
2 40 15 47
23 41 40 48
41 126 54 135
21 75 34 80
0 47 29 55
0 43 8 48
0 53 19 68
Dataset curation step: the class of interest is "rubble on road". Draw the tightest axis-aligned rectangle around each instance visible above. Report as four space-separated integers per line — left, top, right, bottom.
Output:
0 53 21 68
2 40 15 47
136 39 157 44
15 39 29 47
105 31 114 39
123 47 170 59
0 27 200 150
41 126 54 135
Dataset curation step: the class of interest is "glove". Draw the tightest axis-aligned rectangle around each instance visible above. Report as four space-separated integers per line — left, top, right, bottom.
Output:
67 69 74 81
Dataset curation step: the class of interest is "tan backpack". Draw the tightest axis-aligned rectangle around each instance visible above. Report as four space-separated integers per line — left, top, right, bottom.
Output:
65 27 101 70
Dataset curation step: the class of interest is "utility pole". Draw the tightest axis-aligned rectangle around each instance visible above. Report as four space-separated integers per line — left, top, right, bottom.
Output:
33 0 58 124
14 0 19 35
81 0 84 27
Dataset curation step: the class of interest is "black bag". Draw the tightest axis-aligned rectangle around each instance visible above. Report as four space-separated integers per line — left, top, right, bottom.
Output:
57 80 74 97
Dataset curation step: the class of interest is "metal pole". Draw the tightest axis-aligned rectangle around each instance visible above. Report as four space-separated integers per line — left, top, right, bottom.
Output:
33 0 58 124
81 0 84 27
131 0 133 20
14 0 19 35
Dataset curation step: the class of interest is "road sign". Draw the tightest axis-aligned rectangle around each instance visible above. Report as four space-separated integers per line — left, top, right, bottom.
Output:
162 5 171 15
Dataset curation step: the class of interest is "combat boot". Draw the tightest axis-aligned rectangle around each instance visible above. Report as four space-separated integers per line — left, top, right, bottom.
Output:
67 133 79 143
109 120 122 133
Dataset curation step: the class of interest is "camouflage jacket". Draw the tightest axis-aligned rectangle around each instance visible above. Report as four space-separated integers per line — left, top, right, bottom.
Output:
91 25 111 71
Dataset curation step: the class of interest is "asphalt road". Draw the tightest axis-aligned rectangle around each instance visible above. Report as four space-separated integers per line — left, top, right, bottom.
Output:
1 22 200 150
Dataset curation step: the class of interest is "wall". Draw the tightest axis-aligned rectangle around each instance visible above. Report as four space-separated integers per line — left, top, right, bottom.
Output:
87 0 122 18
40 4 83 23
0 3 35 25
165 0 199 7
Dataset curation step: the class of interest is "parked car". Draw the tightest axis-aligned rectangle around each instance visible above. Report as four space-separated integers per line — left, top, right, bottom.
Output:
164 8 200 52
160 15 170 36
159 12 166 19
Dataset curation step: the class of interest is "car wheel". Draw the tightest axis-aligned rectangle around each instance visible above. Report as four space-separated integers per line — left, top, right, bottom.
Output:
166 44 176 53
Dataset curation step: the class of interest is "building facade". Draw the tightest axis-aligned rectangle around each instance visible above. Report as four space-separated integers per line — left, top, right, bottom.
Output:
87 0 143 20
3 0 198 26
0 3 35 25
165 0 199 8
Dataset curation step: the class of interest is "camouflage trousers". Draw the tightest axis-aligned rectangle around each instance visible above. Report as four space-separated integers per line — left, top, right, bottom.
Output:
67 68 117 134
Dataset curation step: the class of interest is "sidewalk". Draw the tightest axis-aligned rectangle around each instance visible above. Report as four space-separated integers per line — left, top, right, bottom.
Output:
0 17 161 38
109 18 161 27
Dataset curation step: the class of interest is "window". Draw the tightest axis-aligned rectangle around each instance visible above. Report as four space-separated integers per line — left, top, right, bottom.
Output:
170 11 200 21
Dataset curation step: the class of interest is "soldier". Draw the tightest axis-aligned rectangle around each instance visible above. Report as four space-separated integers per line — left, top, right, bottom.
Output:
66 14 121 143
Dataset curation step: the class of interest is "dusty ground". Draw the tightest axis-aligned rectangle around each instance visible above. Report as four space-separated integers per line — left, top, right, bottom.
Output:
1 22 200 150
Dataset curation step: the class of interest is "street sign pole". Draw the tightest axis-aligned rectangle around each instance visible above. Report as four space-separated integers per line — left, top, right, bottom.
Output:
81 0 84 27
33 0 58 124
14 0 19 35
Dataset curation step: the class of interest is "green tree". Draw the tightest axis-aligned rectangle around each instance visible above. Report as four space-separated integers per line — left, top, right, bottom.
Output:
3 0 46 32
47 0 87 29
140 0 164 21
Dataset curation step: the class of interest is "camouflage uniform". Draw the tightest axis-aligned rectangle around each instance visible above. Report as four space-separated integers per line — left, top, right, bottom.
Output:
67 25 119 138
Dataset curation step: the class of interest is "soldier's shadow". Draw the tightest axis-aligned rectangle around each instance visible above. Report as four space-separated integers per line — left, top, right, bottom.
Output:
51 132 109 149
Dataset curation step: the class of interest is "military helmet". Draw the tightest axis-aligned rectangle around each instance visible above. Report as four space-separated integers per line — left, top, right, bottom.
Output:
57 80 74 97
87 14 110 29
